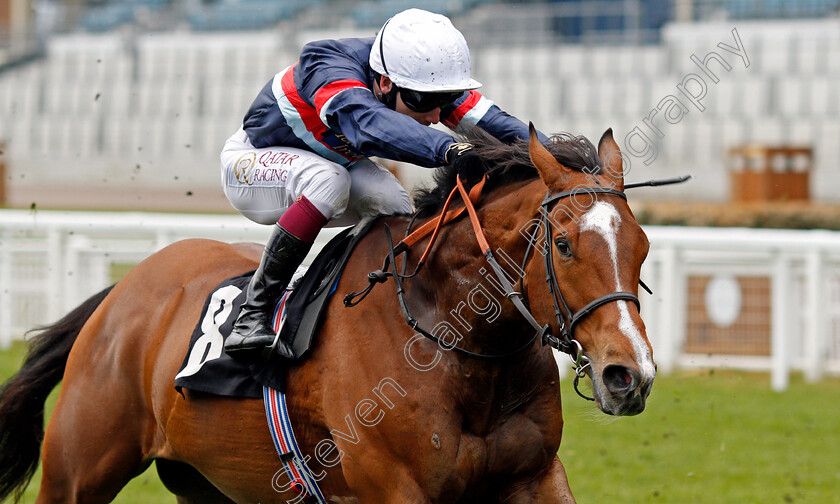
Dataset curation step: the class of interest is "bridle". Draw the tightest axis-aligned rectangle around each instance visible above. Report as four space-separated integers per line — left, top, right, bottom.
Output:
344 173 688 399
525 186 640 399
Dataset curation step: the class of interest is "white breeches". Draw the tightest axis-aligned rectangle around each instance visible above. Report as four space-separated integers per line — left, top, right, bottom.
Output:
221 127 413 226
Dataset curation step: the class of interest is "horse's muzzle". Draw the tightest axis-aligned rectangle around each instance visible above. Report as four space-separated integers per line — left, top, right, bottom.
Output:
596 364 654 416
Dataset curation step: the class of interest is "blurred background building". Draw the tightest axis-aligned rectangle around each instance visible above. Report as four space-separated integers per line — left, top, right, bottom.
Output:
0 0 838 211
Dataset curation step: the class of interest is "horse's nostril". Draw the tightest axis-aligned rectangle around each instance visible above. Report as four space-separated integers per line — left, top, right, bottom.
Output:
602 365 638 394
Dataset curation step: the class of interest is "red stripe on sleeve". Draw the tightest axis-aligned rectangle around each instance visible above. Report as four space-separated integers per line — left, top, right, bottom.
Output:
313 79 368 115
443 91 482 129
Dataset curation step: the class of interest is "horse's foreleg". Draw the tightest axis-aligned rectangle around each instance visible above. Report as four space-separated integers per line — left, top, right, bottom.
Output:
502 457 576 504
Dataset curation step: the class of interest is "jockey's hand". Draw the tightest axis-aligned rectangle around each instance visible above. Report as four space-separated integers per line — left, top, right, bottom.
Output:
445 142 485 183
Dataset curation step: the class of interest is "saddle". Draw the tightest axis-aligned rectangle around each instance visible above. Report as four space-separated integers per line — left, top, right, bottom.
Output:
174 219 376 397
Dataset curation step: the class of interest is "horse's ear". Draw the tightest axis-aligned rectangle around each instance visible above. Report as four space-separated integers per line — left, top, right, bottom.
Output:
597 128 625 191
528 123 571 190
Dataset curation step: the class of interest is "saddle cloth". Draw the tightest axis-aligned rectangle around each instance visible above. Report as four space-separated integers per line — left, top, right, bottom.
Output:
174 221 374 397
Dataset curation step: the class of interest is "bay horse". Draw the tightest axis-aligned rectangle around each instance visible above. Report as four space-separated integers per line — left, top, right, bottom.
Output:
0 126 654 504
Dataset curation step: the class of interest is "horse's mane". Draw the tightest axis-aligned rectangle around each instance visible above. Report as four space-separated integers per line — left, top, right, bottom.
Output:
413 127 602 216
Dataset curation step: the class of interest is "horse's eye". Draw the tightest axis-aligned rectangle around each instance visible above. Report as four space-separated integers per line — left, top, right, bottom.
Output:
554 238 573 257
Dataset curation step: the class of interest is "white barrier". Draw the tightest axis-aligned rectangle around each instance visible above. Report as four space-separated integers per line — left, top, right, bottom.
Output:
641 226 840 390
1 210 839 390
0 210 345 348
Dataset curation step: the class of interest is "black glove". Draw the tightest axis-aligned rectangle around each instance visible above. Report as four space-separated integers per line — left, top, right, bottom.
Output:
445 142 485 183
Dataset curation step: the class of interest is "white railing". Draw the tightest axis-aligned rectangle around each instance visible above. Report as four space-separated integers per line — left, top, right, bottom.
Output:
641 226 840 390
0 210 345 347
1 210 839 390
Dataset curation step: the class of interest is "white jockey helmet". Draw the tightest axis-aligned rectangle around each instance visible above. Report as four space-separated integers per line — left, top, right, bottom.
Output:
369 8 482 93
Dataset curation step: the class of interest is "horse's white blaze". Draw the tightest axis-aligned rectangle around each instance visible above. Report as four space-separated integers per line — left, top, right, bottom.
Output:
580 202 655 379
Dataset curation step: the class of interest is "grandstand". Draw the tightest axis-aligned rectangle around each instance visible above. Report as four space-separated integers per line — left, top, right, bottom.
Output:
0 0 839 210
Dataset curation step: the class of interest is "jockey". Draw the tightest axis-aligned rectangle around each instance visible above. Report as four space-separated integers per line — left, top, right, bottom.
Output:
221 8 546 359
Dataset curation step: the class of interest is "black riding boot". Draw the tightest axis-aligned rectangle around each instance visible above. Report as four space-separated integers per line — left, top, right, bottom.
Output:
224 224 312 359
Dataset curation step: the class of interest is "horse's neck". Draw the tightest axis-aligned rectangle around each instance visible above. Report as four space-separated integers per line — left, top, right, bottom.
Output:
409 180 556 415
424 178 545 328
409 177 546 324
457 343 556 413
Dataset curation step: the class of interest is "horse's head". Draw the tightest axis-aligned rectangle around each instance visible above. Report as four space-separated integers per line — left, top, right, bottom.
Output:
525 124 654 416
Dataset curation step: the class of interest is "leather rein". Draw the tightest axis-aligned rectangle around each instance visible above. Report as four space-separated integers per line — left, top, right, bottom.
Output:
344 173 689 398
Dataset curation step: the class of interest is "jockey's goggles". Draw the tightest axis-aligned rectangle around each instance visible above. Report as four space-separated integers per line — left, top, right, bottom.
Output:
398 87 463 113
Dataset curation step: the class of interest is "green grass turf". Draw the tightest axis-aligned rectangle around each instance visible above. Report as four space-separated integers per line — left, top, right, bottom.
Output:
558 367 840 504
3 340 839 503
